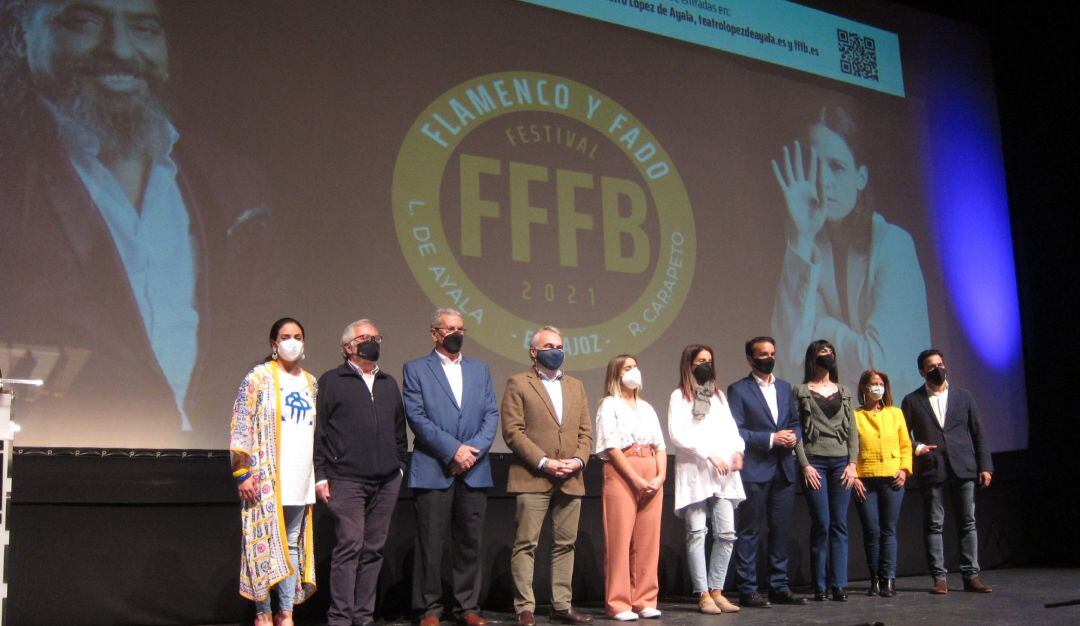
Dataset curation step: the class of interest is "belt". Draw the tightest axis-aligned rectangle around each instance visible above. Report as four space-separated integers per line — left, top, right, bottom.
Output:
622 444 656 457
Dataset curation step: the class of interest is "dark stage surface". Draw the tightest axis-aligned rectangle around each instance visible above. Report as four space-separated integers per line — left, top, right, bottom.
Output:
212 568 1080 626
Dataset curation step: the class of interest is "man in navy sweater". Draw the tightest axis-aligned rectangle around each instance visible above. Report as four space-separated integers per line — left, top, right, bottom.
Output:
316 319 408 626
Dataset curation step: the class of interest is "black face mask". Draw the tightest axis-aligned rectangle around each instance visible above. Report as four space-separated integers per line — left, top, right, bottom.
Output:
356 340 381 362
815 353 836 369
752 357 776 375
926 366 946 386
693 362 713 385
442 332 464 354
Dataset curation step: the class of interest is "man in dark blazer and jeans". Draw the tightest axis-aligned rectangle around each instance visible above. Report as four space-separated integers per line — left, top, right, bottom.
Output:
727 336 807 608
901 349 993 595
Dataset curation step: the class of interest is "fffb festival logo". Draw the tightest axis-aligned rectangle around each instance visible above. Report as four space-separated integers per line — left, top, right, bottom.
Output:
392 71 695 370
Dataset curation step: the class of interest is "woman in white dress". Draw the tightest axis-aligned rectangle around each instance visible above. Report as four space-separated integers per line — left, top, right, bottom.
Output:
668 344 746 614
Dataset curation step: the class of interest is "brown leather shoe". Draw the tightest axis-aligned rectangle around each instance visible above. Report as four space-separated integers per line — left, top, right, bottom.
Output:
709 589 740 613
964 576 992 593
930 579 948 595
420 616 440 626
458 612 487 626
516 611 536 626
549 607 593 624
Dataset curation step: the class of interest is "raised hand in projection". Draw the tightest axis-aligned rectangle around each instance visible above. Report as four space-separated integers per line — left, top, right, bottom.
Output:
769 104 931 397
772 139 827 261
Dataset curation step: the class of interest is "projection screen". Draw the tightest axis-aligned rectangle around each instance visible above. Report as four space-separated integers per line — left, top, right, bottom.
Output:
0 0 1026 452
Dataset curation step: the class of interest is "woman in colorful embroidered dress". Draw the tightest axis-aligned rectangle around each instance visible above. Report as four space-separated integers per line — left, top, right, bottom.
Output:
230 317 317 626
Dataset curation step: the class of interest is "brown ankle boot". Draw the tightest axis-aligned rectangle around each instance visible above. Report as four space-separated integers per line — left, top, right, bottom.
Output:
708 589 741 613
698 592 722 614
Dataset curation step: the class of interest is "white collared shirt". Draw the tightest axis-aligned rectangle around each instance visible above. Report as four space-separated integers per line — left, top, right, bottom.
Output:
753 371 779 423
536 367 577 471
347 359 380 396
436 350 464 407
537 367 564 424
47 100 198 431
927 382 949 430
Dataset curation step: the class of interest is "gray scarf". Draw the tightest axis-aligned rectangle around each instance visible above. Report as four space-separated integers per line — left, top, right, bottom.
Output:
692 381 715 420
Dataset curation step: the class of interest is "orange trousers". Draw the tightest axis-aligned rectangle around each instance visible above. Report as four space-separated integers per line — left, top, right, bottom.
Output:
602 448 663 615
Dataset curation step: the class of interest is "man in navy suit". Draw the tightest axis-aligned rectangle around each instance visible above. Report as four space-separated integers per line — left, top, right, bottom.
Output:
403 308 500 626
726 336 807 608
901 349 993 595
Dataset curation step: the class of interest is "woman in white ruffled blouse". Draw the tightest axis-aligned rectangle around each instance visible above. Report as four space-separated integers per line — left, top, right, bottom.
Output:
595 354 667 621
668 344 746 614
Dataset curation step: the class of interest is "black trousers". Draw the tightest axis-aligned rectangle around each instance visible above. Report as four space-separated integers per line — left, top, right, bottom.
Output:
412 480 488 617
326 473 403 626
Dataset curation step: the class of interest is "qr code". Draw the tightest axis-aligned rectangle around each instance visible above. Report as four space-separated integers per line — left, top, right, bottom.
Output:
837 28 879 82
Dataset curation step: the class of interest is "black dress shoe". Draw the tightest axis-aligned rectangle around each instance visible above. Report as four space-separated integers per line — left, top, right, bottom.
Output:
549 607 592 624
768 590 808 605
831 587 848 601
738 592 772 608
880 578 896 597
813 589 829 601
867 577 880 596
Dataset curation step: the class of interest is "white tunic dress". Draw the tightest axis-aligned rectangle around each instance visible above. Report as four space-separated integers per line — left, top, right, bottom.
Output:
667 388 746 514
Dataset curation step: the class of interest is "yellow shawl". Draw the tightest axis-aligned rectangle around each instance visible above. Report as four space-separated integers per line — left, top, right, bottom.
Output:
229 360 317 603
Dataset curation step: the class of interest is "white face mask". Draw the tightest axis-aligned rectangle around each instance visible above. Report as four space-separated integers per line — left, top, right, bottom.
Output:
622 367 643 390
867 384 885 401
277 338 305 362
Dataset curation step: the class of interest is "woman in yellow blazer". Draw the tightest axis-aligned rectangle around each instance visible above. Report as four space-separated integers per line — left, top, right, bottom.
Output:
852 369 912 598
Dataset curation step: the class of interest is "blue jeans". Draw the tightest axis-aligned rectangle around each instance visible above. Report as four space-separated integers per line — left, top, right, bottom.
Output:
255 505 305 615
804 455 851 591
855 478 904 579
922 473 979 581
683 497 737 593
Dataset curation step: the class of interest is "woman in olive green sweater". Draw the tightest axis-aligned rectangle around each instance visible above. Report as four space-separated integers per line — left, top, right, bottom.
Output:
794 339 859 601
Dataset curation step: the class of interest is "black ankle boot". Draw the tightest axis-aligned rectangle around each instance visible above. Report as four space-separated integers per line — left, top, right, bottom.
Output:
831 587 848 601
881 578 896 597
867 577 880 596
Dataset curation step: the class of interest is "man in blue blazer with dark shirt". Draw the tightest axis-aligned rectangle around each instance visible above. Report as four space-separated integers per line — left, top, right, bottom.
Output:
901 348 993 595
403 308 500 626
726 336 807 608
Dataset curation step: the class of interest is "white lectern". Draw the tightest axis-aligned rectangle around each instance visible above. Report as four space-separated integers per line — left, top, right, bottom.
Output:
0 377 42 626
0 388 12 626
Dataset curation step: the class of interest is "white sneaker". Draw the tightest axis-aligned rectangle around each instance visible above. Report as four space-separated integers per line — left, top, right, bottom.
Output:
611 611 639 621
637 608 661 619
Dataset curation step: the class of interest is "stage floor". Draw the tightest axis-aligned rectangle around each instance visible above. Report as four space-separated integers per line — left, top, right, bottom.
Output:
244 568 1080 626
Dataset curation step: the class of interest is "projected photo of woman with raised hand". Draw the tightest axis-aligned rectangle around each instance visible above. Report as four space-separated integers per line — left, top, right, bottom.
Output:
769 103 930 396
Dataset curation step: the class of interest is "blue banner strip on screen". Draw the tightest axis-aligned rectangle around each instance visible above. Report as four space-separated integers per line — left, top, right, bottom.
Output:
518 0 905 97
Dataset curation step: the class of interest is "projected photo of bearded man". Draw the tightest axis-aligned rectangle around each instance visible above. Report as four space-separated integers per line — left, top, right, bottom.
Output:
21 0 171 158
0 0 274 446
769 103 930 397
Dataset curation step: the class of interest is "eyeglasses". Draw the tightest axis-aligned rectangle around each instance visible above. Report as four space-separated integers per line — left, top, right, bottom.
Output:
433 326 467 335
352 334 383 344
